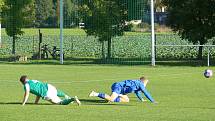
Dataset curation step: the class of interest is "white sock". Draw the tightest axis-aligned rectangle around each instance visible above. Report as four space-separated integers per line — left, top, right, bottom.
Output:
93 92 99 97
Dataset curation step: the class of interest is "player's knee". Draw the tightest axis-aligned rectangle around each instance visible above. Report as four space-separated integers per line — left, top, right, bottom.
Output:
109 97 120 102
110 98 116 102
123 97 129 103
49 99 60 104
47 97 62 104
115 97 122 102
120 95 129 103
110 92 119 102
125 98 130 102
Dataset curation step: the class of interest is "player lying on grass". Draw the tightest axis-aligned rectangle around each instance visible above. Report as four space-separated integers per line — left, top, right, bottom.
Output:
19 75 81 106
89 76 156 103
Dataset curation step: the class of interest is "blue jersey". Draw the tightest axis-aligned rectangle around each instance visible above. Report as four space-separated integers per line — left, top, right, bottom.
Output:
112 80 154 102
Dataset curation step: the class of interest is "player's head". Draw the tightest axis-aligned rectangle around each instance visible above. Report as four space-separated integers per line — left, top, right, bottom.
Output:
20 75 28 85
140 76 149 87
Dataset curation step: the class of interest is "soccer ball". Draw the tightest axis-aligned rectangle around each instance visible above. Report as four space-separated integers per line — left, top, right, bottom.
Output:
204 69 213 78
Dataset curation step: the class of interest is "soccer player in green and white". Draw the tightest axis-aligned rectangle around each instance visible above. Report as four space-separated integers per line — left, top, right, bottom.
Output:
19 75 81 106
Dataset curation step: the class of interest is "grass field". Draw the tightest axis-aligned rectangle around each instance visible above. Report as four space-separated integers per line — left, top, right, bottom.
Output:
0 64 215 121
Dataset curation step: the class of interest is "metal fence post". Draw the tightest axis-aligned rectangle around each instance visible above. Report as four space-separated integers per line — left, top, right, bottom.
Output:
151 0 155 66
60 0 64 64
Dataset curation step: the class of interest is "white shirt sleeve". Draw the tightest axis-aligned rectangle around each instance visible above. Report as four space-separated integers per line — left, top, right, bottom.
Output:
24 83 30 92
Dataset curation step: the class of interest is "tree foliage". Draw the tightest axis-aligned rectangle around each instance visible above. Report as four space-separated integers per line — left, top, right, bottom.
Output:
64 0 79 27
163 0 215 59
124 0 147 20
2 0 35 54
154 0 165 12
35 0 54 27
0 0 4 22
0 0 4 12
79 0 128 58
34 0 79 28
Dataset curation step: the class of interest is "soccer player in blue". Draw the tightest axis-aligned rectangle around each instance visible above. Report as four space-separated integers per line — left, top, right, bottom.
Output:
89 76 156 103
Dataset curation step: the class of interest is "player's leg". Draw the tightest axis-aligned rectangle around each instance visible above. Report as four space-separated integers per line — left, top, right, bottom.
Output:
57 89 70 99
45 84 81 105
48 96 81 105
118 94 129 102
89 92 129 102
45 84 63 104
48 96 62 104
46 95 78 105
52 84 81 105
89 91 119 102
89 83 122 102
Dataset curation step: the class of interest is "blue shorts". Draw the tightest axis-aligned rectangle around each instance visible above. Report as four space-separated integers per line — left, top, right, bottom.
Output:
111 83 122 94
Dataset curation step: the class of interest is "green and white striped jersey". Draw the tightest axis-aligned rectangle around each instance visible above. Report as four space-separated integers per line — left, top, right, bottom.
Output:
24 80 48 98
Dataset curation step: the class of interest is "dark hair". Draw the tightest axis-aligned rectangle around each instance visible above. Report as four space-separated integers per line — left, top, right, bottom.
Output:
140 76 146 80
20 75 27 84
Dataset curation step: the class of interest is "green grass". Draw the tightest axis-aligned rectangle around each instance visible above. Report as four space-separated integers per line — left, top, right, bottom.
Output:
0 63 215 121
1 28 86 36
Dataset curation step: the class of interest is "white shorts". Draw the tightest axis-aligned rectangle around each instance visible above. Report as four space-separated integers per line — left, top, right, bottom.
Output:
44 84 62 104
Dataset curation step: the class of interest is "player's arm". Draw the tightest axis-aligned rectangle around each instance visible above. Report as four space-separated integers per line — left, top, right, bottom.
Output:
22 84 30 106
135 91 145 102
140 84 155 103
35 96 40 104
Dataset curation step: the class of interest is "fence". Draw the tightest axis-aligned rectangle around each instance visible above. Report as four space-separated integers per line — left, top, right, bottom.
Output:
1 0 215 66
0 34 215 65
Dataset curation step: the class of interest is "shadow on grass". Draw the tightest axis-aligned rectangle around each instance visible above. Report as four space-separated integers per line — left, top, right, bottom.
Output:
0 57 214 66
79 99 108 103
0 58 150 66
0 102 52 105
0 100 133 106
79 99 134 106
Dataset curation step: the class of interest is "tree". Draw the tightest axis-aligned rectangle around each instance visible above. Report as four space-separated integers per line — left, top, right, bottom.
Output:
2 0 35 54
0 0 4 12
154 0 165 12
52 0 78 27
35 0 54 27
79 0 127 59
0 0 4 22
163 0 215 59
124 0 147 20
63 0 79 27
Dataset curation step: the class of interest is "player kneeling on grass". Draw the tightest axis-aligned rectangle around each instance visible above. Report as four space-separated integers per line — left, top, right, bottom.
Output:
89 76 156 103
19 75 81 106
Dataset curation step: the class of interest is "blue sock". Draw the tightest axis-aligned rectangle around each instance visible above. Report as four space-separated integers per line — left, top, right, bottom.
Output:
114 97 121 102
98 93 105 99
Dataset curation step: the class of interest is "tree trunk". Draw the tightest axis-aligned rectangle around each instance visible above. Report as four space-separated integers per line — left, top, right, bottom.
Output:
198 46 203 60
12 36 16 54
101 41 105 59
198 41 204 60
107 37 111 59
